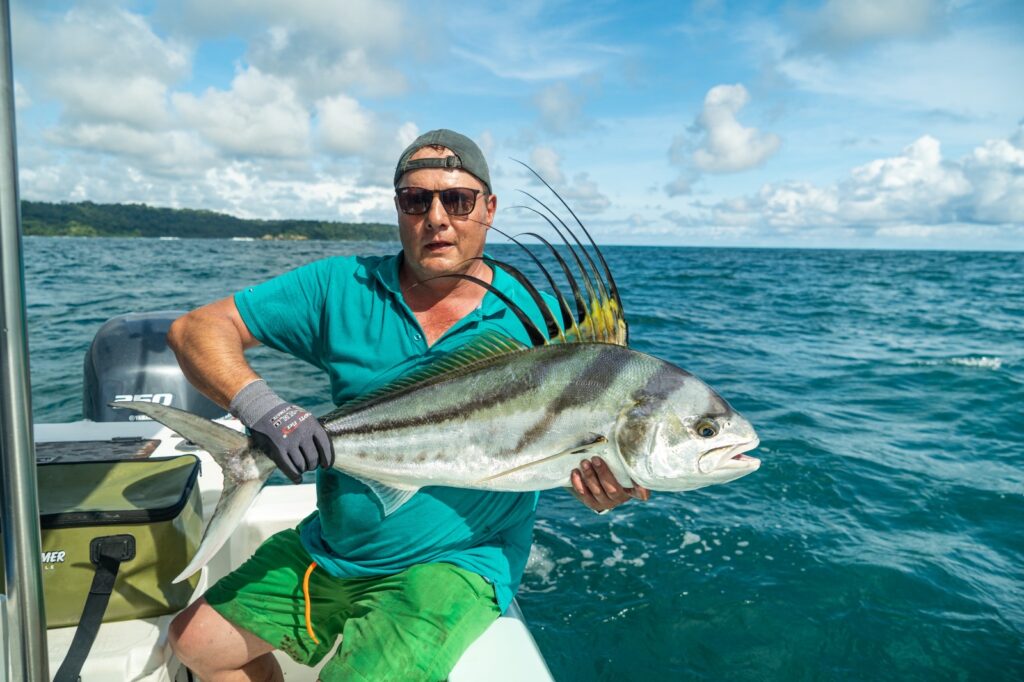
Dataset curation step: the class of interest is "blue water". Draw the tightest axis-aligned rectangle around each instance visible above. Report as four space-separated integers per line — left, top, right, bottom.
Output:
24 237 1024 680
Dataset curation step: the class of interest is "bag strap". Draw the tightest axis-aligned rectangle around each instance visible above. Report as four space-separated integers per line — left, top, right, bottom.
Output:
53 534 136 682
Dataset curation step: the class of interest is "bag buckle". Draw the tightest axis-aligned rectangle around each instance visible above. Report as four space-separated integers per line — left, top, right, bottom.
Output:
90 534 136 564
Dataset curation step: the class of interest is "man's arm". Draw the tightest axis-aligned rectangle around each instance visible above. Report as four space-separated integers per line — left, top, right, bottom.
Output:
167 296 261 409
167 296 332 483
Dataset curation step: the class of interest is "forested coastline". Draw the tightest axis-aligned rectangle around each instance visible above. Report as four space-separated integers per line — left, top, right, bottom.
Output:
22 200 398 241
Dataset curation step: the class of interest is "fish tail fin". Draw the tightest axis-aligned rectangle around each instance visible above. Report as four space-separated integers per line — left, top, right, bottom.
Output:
111 401 274 583
111 400 250 461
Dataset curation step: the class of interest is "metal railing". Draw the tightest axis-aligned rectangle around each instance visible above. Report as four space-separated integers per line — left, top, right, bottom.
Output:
0 0 50 678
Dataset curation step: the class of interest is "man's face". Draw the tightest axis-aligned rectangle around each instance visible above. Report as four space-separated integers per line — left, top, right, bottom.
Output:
395 147 497 282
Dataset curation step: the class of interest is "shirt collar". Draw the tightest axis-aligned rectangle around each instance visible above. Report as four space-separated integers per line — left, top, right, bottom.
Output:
371 251 404 296
371 250 512 318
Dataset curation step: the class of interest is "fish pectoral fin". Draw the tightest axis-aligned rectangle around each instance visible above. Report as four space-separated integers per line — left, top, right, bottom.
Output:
477 433 608 483
348 474 420 517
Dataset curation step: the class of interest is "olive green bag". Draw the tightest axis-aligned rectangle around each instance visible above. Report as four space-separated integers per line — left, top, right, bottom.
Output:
40 454 204 629
1 455 203 627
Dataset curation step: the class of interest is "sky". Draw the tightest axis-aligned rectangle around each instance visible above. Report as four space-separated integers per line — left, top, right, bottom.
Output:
10 0 1024 250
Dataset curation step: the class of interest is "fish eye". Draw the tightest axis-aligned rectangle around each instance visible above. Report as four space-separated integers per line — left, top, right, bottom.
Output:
695 419 719 438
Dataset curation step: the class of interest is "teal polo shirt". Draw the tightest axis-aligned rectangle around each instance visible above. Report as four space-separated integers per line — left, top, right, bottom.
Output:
235 252 553 611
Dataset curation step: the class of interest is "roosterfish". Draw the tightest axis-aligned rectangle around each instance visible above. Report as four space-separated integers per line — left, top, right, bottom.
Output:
118 171 760 583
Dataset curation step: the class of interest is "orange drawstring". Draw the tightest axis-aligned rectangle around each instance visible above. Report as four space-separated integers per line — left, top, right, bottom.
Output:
303 561 320 645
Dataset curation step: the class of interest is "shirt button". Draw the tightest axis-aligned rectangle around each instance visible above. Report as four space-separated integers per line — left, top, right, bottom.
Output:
413 333 422 340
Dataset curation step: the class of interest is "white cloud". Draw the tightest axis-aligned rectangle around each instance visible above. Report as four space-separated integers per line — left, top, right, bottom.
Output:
449 6 625 82
529 146 565 186
314 97 421 185
664 173 694 198
800 0 946 52
774 27 1024 120
562 173 611 215
173 68 310 158
693 84 780 173
172 0 405 48
453 48 600 82
49 124 215 176
397 122 420 149
248 31 409 100
961 129 1024 224
198 161 394 220
702 127 1024 236
666 83 780 196
661 209 754 239
872 224 941 238
839 135 970 223
725 181 840 232
169 0 411 99
48 74 171 129
14 6 189 81
20 158 129 204
477 130 495 162
13 6 188 126
525 146 609 214
316 95 376 157
14 81 29 109
533 82 588 135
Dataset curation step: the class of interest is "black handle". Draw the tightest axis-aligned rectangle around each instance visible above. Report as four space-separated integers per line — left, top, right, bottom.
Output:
53 534 136 682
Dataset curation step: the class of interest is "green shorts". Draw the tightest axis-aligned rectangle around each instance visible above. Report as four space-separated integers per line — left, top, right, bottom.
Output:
204 528 501 681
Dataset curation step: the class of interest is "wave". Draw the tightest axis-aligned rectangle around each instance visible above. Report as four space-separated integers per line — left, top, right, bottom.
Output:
948 356 1003 369
921 356 1005 370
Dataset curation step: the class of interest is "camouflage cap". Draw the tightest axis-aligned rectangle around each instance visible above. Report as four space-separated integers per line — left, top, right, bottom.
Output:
393 129 491 193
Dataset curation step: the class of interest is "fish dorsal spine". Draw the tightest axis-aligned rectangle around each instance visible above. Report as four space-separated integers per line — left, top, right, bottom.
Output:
425 164 629 350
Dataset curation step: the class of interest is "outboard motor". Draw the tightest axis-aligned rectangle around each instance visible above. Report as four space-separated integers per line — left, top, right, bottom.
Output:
83 311 225 421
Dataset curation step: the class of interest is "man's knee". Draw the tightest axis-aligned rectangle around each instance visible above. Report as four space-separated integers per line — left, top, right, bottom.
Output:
168 597 276 675
167 599 206 666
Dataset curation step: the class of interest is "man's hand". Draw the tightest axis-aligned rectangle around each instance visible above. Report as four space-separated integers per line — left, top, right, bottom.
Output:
230 379 333 484
569 457 651 514
249 402 333 484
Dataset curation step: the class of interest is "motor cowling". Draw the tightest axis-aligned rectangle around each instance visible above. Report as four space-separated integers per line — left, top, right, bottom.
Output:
82 311 225 422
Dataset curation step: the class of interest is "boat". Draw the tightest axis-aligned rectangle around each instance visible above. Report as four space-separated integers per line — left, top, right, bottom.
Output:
0 6 552 679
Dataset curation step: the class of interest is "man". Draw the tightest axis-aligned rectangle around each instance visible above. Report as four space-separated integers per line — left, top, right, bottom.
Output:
167 129 649 681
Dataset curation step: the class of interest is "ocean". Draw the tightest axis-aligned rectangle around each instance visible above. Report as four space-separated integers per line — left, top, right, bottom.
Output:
23 236 1024 680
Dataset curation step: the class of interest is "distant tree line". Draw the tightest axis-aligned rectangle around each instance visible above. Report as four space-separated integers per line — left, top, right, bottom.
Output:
21 200 398 242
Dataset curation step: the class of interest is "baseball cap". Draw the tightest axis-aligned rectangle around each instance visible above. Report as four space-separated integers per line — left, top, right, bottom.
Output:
393 129 491 193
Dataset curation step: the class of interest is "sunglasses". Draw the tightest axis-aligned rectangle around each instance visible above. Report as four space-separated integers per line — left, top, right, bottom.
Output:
396 187 482 216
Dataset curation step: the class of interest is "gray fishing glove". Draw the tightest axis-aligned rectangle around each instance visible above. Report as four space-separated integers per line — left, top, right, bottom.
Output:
229 379 333 484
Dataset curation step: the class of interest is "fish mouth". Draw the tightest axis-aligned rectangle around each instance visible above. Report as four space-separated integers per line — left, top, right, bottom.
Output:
721 451 761 471
698 437 761 474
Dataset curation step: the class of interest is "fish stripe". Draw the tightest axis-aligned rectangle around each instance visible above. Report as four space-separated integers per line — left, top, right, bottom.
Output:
513 346 630 452
632 360 686 405
332 354 560 437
